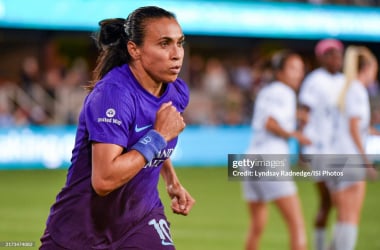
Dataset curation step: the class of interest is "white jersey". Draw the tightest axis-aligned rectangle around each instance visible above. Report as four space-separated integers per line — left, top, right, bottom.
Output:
299 68 345 153
332 80 370 154
247 81 296 154
244 81 297 202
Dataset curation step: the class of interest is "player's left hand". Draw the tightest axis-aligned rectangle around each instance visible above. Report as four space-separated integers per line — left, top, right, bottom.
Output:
366 165 378 180
167 184 195 216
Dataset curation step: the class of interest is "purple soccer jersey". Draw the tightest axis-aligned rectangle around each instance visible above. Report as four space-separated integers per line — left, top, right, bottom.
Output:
44 64 189 249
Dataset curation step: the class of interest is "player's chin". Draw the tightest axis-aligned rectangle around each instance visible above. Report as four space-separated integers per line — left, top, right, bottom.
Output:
162 70 180 83
163 74 179 83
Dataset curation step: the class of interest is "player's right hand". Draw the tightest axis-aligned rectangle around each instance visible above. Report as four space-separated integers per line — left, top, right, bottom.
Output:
154 101 186 142
366 165 378 181
292 131 312 146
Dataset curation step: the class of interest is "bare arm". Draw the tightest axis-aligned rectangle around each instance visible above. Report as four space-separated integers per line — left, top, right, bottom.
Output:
265 117 311 145
160 158 195 215
91 102 185 196
297 104 310 131
91 143 146 196
160 158 180 188
349 117 366 156
266 116 291 139
349 117 377 179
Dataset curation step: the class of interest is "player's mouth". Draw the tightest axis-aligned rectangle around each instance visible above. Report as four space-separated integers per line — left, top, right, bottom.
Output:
169 66 181 74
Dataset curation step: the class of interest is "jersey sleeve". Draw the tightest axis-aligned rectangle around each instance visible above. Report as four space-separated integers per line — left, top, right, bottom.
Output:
84 83 133 148
172 78 190 113
299 75 319 109
345 84 365 118
266 87 292 123
254 85 293 129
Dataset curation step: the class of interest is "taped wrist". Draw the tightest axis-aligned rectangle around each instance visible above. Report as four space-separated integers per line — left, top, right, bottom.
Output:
131 130 167 162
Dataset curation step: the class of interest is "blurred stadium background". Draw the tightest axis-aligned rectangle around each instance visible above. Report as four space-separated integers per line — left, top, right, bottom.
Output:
0 0 380 249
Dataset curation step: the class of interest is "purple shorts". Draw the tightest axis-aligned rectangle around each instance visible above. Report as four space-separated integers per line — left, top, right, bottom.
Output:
119 209 175 249
40 209 175 250
39 230 67 250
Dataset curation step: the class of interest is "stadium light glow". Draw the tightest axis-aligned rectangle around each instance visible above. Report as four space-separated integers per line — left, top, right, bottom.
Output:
0 0 380 41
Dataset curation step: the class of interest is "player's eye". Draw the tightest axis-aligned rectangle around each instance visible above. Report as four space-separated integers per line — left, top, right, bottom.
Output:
177 40 185 47
160 41 169 48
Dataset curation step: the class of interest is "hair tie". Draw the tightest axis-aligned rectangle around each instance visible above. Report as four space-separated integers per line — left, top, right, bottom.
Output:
124 17 130 37
108 39 120 47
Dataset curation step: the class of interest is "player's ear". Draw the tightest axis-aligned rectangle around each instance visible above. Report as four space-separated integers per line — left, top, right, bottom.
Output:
127 41 141 60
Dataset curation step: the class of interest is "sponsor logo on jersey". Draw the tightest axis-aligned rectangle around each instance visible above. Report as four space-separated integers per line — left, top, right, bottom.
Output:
106 108 116 118
97 108 122 125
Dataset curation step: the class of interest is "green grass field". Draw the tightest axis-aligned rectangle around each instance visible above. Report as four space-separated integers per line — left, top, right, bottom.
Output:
0 167 379 250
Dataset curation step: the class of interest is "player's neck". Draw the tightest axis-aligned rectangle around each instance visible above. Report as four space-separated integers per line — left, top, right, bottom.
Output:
323 66 339 75
129 64 164 97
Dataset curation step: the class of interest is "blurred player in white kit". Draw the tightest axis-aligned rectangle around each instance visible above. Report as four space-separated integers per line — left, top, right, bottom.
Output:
328 46 378 250
243 50 311 250
298 39 345 250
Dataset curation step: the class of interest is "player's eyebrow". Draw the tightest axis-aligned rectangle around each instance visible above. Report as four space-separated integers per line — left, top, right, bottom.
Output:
159 34 185 42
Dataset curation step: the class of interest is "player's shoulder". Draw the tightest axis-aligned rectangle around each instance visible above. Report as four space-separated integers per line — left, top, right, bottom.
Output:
257 82 280 97
172 78 190 96
348 80 366 96
96 65 136 94
351 80 363 89
269 81 293 94
170 78 190 111
256 83 274 99
303 68 327 83
86 66 136 108
334 73 345 87
258 82 293 103
89 81 131 105
301 68 333 94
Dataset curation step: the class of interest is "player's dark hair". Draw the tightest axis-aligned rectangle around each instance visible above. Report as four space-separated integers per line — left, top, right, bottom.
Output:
271 50 297 72
87 6 176 91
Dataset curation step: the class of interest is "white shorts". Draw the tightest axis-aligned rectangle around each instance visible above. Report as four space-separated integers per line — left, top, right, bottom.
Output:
242 180 297 202
324 156 367 192
326 179 364 192
302 155 331 182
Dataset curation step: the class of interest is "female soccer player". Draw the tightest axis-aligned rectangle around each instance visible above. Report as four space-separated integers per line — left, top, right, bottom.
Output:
298 39 345 250
328 46 378 250
40 6 195 249
243 51 310 250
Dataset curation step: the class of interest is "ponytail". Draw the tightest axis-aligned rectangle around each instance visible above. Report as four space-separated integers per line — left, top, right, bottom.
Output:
337 46 358 112
337 46 376 112
86 18 130 91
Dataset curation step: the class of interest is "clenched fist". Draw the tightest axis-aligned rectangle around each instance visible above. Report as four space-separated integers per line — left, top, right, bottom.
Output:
154 101 186 141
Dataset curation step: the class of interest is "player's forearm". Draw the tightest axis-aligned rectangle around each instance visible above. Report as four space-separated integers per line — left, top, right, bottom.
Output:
92 150 147 196
349 118 368 162
92 130 168 196
265 117 291 139
296 105 310 130
160 159 180 188
369 126 380 136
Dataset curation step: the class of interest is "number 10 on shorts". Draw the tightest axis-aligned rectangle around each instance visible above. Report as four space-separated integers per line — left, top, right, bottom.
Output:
148 218 174 246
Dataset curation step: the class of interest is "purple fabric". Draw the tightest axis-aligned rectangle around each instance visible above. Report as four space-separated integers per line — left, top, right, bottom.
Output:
40 208 176 250
43 64 189 249
118 208 176 250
